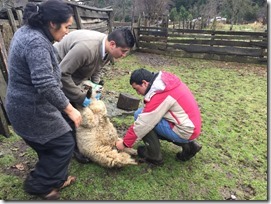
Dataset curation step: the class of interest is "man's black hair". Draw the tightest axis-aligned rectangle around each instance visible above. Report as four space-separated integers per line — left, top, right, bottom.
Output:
108 27 135 48
129 68 154 85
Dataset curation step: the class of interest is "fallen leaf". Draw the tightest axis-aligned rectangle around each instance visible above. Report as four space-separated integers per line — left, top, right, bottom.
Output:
19 152 26 157
15 163 25 171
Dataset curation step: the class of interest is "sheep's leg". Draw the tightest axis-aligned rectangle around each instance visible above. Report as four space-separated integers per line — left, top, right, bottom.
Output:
85 148 137 168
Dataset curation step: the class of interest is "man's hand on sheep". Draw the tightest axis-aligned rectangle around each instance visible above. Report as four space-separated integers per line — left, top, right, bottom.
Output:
115 138 126 151
82 97 92 107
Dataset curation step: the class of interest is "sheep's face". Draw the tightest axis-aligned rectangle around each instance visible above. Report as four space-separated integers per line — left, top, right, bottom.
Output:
81 80 103 100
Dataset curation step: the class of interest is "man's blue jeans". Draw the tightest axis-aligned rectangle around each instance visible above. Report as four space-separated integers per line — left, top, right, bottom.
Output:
134 108 189 144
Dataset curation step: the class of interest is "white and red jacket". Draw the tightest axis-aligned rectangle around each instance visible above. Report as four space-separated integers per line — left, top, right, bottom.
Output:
123 71 202 148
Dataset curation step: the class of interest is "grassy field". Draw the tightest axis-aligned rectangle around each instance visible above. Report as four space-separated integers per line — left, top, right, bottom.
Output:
208 22 267 32
0 52 267 201
170 22 267 32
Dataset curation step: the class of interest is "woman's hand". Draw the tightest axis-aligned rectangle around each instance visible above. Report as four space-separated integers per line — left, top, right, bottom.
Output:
64 103 82 128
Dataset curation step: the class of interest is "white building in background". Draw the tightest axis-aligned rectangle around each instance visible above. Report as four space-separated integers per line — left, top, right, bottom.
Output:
209 16 227 24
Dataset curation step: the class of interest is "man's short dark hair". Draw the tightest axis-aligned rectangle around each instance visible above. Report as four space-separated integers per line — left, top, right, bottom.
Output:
130 68 154 85
108 27 135 48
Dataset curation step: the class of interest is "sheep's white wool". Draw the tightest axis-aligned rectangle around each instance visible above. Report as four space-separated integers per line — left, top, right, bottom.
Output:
76 98 137 168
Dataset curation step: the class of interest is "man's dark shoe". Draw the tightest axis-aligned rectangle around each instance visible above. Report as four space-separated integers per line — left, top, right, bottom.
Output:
176 141 202 162
137 145 164 166
190 141 202 155
176 151 191 162
73 150 91 164
145 157 164 166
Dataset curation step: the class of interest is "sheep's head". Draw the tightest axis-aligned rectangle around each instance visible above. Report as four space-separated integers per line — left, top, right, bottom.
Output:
81 80 103 100
77 80 107 125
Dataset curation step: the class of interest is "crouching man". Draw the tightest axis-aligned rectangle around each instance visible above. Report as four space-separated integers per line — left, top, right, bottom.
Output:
116 68 202 165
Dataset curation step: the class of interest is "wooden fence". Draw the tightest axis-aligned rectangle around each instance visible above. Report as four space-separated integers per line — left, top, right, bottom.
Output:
0 2 113 137
134 26 267 64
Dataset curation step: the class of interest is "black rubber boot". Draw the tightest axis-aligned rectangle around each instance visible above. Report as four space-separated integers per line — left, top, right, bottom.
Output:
137 130 164 166
176 141 202 162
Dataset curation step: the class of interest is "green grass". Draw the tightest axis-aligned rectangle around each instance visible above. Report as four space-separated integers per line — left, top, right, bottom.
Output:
210 22 267 32
0 53 267 200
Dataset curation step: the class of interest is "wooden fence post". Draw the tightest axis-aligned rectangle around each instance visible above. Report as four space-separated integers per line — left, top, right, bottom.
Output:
107 10 113 33
0 30 8 82
15 9 23 27
73 6 83 29
7 9 17 34
0 25 10 137
0 100 10 137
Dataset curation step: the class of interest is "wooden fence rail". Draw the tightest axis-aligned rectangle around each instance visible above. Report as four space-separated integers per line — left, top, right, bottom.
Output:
134 26 268 64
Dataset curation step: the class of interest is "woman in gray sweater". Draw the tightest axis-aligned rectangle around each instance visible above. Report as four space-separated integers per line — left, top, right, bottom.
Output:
5 0 81 200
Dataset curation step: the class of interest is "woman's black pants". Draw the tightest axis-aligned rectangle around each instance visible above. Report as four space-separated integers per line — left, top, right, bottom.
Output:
22 131 75 195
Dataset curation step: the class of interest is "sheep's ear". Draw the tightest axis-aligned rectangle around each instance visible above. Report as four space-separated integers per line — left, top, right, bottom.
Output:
86 87 93 98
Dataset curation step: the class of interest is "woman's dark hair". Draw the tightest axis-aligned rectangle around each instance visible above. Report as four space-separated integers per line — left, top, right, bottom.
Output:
23 0 73 29
108 27 135 48
130 68 154 85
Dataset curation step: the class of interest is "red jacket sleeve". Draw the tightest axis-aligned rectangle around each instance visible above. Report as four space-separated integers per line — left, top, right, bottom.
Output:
123 124 138 148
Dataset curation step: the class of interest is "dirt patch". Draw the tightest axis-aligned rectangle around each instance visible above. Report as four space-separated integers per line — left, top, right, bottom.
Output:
0 137 35 179
133 52 181 68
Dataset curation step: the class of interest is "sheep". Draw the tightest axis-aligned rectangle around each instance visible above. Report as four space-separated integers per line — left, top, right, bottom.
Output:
75 81 137 168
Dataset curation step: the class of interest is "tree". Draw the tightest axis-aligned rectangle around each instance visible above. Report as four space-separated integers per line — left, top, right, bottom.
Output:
179 6 188 28
67 0 269 25
0 0 28 10
257 0 267 25
83 0 132 22
136 0 171 21
169 7 178 21
113 0 132 22
222 0 252 29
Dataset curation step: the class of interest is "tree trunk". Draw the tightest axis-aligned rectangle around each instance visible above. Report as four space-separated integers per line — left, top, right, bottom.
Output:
117 93 140 111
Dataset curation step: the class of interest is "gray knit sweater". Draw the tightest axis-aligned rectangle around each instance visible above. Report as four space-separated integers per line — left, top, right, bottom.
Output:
5 25 71 144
